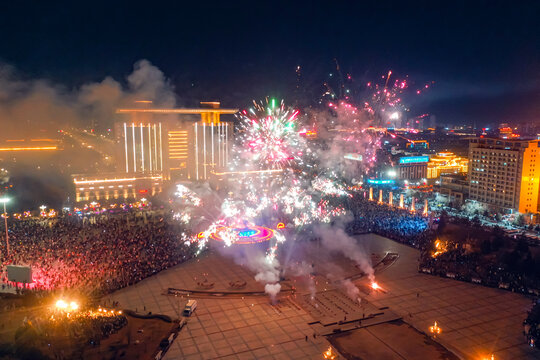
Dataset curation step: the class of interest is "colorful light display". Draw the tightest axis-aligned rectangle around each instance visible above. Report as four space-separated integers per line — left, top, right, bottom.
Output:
210 225 275 245
399 156 429 164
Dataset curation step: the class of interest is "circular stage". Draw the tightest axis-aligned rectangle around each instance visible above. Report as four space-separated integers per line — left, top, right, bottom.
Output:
210 225 274 245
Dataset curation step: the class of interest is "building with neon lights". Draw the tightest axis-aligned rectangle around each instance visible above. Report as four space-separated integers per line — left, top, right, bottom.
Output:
73 102 238 202
0 138 61 153
469 138 540 217
115 101 237 181
72 174 163 202
427 152 468 179
398 156 428 180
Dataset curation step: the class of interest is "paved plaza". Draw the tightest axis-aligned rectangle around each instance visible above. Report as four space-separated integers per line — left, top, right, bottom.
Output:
104 234 540 359
105 250 337 359
356 233 539 360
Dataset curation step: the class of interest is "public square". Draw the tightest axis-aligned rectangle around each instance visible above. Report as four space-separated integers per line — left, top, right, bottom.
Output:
103 234 539 359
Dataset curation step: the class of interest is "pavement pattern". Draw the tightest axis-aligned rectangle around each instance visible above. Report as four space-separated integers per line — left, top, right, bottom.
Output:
104 234 540 359
105 251 335 359
357 233 539 360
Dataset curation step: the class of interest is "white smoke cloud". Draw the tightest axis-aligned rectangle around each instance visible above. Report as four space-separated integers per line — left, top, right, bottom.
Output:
461 200 486 216
306 104 379 180
286 261 316 300
264 283 282 300
229 248 282 303
340 278 360 301
0 59 176 138
315 225 374 282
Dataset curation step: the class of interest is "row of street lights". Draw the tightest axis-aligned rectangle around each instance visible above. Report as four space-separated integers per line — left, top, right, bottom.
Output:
0 197 9 256
0 197 50 257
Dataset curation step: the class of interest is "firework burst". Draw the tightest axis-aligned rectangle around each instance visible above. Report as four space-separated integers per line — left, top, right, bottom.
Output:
236 98 302 169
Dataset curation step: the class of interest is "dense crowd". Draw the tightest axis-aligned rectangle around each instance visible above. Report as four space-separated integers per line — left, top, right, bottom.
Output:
418 219 540 295
345 194 433 248
0 210 196 296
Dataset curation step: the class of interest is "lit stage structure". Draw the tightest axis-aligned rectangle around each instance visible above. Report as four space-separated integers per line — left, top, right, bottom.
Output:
209 225 275 245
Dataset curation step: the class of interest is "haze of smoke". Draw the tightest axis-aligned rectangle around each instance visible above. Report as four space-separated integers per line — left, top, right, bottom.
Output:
434 192 449 206
228 247 282 303
264 283 282 302
0 169 8 184
252 254 282 303
306 104 377 181
0 59 176 138
286 261 316 300
323 262 362 302
461 200 486 216
0 60 176 208
315 225 375 282
340 278 360 301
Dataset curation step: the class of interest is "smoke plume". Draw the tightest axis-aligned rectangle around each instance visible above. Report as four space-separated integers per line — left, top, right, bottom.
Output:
315 225 374 282
286 261 316 300
226 247 282 303
340 278 360 301
0 59 176 138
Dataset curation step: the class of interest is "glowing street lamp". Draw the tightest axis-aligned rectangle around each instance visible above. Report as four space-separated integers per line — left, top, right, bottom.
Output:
0 197 10 256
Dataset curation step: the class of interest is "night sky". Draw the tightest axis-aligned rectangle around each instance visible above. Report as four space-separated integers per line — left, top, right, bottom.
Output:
0 0 538 126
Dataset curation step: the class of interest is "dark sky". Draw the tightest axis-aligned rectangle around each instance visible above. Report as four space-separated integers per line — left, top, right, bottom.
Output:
0 0 538 127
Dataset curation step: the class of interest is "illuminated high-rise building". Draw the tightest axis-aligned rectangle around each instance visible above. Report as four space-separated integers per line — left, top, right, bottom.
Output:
468 138 540 215
72 102 237 203
115 101 237 181
121 122 164 175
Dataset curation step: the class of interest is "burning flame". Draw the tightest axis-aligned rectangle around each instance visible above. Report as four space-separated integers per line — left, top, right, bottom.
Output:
323 346 337 360
371 282 380 290
429 321 441 335
432 239 447 258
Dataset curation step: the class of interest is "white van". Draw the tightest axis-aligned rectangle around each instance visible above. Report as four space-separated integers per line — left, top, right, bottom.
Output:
183 300 197 316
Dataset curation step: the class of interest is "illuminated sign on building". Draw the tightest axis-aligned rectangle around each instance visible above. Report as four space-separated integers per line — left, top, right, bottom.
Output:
399 156 429 164
367 179 395 185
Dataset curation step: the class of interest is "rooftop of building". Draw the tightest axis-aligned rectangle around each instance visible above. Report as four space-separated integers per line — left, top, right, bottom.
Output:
116 101 238 115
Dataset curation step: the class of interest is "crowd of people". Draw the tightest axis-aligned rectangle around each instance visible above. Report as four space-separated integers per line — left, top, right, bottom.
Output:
345 194 434 248
342 193 540 297
417 217 540 295
0 210 196 296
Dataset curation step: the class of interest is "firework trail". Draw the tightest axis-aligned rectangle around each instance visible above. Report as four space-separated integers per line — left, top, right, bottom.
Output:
321 66 433 128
